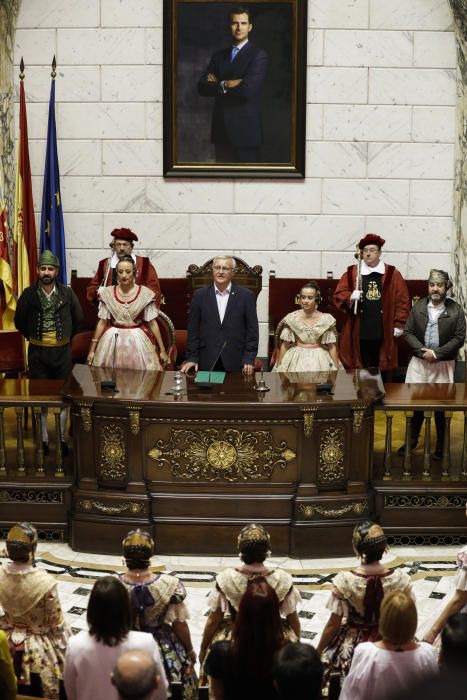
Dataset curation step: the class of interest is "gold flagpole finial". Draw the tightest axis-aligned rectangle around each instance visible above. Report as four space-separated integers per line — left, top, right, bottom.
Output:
51 55 56 79
19 57 25 80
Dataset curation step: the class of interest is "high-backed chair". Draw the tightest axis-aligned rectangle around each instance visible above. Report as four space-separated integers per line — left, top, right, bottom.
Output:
186 256 264 370
0 329 27 376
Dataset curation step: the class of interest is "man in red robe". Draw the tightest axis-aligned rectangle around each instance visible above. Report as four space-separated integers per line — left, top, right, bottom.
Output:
333 233 410 371
86 228 161 306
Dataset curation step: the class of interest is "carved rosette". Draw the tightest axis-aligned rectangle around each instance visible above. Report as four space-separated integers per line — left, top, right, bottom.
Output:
319 427 345 482
78 499 144 515
148 428 296 481
300 500 367 519
99 424 127 481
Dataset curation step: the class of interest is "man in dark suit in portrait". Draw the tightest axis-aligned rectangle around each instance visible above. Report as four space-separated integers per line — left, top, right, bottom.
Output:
180 256 259 374
197 6 268 163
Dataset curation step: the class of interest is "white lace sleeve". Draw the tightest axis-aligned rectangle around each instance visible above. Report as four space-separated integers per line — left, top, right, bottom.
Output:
280 326 295 343
164 600 190 624
325 590 348 618
97 300 111 320
280 586 302 616
207 587 230 613
143 302 159 322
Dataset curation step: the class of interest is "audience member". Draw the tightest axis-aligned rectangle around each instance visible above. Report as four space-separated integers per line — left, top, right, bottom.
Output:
111 649 161 700
0 629 17 700
273 642 323 700
317 520 412 688
199 523 301 674
340 590 438 700
119 529 197 699
440 612 467 672
63 576 168 700
0 522 70 699
204 578 286 700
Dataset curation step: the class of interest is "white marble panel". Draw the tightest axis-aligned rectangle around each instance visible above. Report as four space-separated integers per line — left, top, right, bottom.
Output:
191 215 277 250
57 103 145 139
370 0 453 30
322 251 408 278
102 66 162 101
307 30 324 66
324 30 413 67
368 143 455 179
306 104 323 140
256 288 268 324
28 139 102 177
14 66 100 103
410 180 454 216
307 67 368 103
146 28 163 64
64 213 105 250
365 216 453 252
149 250 219 277
267 251 322 277
369 68 456 106
66 248 108 278
258 322 269 357
234 180 321 214
323 105 412 142
102 213 190 249
413 31 457 68
412 107 456 143
147 179 234 214
145 103 163 139
101 0 162 27
17 0 99 28
322 180 410 215
307 142 367 178
309 0 369 29
30 176 43 213
57 29 146 65
15 29 56 65
13 102 49 140
103 140 162 176
277 215 365 251
407 252 452 278
60 176 146 213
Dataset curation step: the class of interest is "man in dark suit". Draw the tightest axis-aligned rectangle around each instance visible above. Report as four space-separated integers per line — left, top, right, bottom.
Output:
180 256 259 374
197 6 268 163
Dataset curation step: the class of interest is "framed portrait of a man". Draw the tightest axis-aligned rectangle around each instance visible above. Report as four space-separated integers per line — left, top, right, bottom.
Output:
163 0 307 177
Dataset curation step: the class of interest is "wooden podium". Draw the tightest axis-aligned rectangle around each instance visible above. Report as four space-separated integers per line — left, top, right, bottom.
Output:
64 365 384 556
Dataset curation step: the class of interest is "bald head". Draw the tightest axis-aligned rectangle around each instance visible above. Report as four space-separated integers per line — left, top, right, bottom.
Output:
111 650 159 700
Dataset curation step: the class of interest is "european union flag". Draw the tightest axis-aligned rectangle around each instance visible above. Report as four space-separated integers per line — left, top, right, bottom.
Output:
40 73 67 284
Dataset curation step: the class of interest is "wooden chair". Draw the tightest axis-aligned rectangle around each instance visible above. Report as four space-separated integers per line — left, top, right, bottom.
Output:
0 329 26 376
186 256 264 370
269 317 287 370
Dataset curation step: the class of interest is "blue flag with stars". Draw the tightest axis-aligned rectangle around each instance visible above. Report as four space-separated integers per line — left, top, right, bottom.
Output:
40 77 66 284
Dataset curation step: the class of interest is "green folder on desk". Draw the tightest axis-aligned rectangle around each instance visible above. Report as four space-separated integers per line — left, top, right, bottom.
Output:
195 371 226 384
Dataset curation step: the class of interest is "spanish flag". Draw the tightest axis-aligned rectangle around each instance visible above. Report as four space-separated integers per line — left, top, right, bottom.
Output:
0 159 16 329
13 63 38 297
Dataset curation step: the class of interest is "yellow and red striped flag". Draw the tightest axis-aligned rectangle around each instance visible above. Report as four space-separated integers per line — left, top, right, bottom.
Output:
0 158 16 328
13 61 38 297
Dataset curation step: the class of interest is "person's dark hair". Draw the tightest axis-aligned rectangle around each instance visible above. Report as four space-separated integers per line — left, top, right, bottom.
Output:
229 6 251 23
122 529 153 570
300 281 322 305
352 520 387 564
232 577 284 681
87 576 131 646
6 522 38 563
440 613 467 671
237 523 271 564
116 255 137 277
239 541 269 564
273 642 323 700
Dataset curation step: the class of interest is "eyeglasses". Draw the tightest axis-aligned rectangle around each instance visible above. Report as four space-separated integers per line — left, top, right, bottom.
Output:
213 266 234 272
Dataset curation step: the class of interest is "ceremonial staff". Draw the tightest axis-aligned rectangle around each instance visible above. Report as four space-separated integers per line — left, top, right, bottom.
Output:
353 244 363 315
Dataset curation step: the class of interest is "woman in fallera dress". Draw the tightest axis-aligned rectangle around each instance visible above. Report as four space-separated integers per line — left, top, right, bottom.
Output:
272 281 339 372
86 255 168 370
118 530 198 700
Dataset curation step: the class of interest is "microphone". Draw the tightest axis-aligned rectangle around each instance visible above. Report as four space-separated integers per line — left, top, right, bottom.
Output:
101 333 119 392
196 339 227 389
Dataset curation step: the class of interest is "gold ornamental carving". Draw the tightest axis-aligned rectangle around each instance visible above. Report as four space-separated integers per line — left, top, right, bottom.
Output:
302 406 317 437
78 499 144 515
148 428 296 482
385 495 466 509
78 403 93 432
128 410 140 436
352 403 366 434
99 424 126 480
319 427 345 482
300 500 367 519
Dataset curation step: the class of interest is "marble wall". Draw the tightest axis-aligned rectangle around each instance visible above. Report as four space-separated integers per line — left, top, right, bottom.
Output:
12 0 457 354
